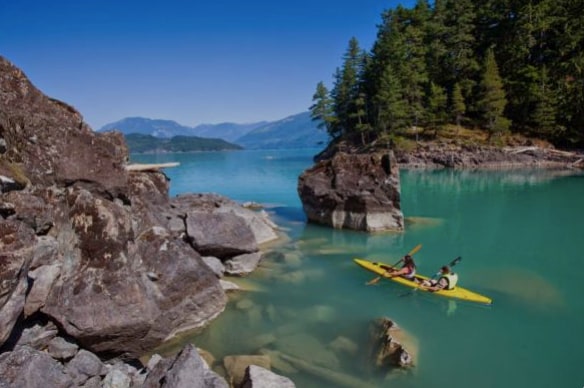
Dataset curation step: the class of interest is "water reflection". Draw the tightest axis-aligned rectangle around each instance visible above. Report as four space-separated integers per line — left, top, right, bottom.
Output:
403 169 582 194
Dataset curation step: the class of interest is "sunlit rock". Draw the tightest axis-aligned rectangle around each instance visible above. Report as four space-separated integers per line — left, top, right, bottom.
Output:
223 355 271 387
241 364 296 388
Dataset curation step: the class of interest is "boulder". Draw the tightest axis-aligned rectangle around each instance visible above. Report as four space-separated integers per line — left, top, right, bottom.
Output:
10 320 58 351
298 151 404 232
0 219 35 346
369 317 414 368
47 336 79 361
142 344 228 388
186 211 258 258
0 56 129 198
223 355 271 387
0 346 71 388
241 365 296 388
65 349 107 385
225 252 263 276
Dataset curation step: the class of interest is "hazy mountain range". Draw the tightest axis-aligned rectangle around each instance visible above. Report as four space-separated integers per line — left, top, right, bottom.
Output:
98 112 328 150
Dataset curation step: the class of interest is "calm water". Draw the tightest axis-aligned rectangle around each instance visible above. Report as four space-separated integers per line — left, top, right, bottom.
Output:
131 150 584 388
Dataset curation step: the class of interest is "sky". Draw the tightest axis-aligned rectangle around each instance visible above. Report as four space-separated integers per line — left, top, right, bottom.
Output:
0 0 414 130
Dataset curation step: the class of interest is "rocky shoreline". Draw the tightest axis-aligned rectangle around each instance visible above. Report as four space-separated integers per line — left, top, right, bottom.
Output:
396 142 584 170
0 56 302 387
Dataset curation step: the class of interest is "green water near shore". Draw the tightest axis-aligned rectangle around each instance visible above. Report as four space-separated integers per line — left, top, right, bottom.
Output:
132 150 584 387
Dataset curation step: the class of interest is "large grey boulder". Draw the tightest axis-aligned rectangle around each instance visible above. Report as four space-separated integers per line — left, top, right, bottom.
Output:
0 346 72 388
40 194 226 356
298 151 404 232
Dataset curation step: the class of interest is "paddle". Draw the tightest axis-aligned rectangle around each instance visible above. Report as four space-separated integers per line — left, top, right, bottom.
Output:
403 256 462 296
366 244 422 285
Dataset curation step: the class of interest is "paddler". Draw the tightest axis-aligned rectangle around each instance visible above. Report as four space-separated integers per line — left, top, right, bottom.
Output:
382 254 417 281
420 265 458 291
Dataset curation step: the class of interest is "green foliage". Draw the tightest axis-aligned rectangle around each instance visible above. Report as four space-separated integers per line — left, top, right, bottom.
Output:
426 82 448 130
314 0 584 147
309 81 335 138
374 63 409 134
478 48 509 135
451 83 466 127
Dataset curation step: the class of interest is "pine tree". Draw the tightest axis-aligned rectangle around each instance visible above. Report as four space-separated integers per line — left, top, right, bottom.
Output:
331 37 365 137
479 48 510 135
426 82 448 132
400 1 430 128
350 92 372 145
529 66 559 137
451 82 466 128
375 63 409 135
309 81 336 138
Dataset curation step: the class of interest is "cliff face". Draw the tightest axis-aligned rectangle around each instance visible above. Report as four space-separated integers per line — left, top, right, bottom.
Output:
297 151 404 232
0 56 239 358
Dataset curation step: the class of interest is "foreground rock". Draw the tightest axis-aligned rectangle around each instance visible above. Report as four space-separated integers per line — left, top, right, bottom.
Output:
0 55 282 386
297 151 404 232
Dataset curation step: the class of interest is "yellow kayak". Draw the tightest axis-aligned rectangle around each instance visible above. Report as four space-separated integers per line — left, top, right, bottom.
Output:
354 258 492 305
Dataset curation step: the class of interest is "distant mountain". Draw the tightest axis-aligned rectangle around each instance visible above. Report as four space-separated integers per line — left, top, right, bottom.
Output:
191 122 267 142
125 134 242 153
234 112 328 149
98 117 265 142
98 112 329 149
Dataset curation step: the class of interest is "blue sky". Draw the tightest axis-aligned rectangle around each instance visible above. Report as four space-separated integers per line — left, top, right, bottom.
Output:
1 0 413 129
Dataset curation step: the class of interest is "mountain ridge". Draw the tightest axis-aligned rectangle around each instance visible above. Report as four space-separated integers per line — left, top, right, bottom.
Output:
98 112 328 150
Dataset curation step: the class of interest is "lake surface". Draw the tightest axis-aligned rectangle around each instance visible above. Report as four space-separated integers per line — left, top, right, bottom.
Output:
131 149 584 388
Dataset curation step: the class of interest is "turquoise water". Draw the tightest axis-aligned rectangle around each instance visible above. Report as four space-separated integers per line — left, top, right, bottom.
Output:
131 150 584 388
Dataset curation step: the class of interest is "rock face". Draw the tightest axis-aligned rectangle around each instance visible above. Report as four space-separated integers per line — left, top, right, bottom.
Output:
297 151 404 232
0 55 278 363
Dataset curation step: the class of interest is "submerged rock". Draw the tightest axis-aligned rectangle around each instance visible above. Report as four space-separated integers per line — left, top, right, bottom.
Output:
369 317 414 369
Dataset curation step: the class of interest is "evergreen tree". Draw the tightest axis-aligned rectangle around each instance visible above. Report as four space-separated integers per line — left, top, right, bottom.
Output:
443 0 479 100
309 81 336 138
426 0 449 87
375 63 409 135
400 1 431 128
451 82 466 128
426 82 448 131
350 92 372 145
479 48 510 135
331 37 365 137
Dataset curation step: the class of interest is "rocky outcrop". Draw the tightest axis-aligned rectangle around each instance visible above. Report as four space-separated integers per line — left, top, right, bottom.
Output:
0 52 280 386
297 151 404 232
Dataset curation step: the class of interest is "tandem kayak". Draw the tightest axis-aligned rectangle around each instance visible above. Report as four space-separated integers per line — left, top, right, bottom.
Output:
354 258 492 305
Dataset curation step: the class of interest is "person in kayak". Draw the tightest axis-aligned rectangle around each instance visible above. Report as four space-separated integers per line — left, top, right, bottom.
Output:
382 254 417 281
420 265 458 291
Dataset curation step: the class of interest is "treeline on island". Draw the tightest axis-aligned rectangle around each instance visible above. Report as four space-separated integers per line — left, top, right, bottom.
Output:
125 133 243 153
310 0 584 148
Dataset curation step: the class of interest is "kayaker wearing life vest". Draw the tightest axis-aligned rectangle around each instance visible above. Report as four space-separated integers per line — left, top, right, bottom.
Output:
383 254 417 280
421 265 458 291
